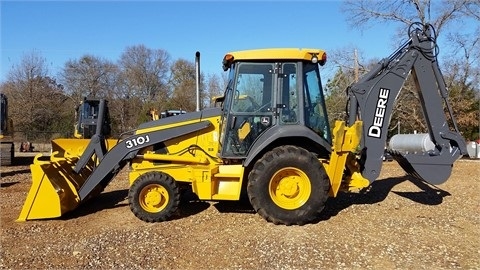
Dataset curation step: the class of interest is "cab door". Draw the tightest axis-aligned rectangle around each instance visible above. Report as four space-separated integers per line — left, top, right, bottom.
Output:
220 62 276 158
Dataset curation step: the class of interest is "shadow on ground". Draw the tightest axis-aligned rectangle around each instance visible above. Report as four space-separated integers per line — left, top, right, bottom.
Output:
12 155 36 165
0 156 34 179
317 175 450 223
61 189 130 220
23 173 450 223
62 188 212 221
1 169 31 178
0 181 20 187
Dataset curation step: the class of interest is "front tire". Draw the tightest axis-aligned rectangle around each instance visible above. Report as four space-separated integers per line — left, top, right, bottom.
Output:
128 172 180 222
247 145 330 225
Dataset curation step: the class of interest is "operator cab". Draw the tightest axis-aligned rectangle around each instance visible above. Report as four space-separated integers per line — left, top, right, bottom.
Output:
219 48 331 158
74 98 111 139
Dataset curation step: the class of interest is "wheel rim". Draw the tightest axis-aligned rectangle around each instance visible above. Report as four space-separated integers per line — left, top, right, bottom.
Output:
269 167 311 210
139 184 169 213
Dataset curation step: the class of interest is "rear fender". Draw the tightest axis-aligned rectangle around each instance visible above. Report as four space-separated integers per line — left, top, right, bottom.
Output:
243 125 331 168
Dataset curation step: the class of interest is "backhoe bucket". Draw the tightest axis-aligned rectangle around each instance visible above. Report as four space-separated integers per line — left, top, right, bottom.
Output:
391 151 458 185
17 138 117 221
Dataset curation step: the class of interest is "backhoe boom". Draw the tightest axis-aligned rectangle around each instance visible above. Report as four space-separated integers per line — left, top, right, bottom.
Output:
347 23 467 184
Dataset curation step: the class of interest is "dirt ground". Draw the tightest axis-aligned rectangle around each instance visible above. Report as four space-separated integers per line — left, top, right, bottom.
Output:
1 155 479 269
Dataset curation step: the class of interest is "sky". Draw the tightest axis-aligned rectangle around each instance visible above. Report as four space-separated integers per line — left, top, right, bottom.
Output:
0 1 426 84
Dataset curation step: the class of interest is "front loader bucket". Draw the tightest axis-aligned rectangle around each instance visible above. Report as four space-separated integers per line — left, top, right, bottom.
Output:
17 154 82 221
17 138 117 221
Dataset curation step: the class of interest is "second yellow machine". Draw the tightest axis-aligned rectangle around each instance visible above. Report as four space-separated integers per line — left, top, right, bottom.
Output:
18 23 466 225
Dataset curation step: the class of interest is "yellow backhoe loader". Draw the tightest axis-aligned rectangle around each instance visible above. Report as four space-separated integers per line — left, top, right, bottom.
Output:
18 23 467 225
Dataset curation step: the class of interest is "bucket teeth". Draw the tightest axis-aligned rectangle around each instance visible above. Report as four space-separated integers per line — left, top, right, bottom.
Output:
390 150 420 179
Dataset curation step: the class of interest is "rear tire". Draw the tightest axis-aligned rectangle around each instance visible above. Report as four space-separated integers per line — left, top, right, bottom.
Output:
247 145 330 225
128 172 180 222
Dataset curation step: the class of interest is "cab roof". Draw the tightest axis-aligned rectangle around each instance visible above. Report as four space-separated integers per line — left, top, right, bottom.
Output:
224 48 326 61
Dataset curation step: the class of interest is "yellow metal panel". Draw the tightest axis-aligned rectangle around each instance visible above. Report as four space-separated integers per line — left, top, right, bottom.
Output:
238 122 251 141
226 48 326 61
214 164 243 177
212 184 241 200
211 165 244 200
192 181 211 199
193 169 213 200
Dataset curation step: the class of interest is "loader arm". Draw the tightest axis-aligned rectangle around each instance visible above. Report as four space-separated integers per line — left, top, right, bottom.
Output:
76 121 212 200
68 99 212 200
347 23 467 185
17 120 212 221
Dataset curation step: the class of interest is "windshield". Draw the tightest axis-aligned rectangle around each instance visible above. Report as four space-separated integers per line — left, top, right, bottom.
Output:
231 63 273 112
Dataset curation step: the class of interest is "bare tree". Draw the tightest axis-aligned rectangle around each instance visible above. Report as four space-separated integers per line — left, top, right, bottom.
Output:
204 74 225 108
118 45 171 103
1 51 70 140
114 45 172 129
442 29 480 139
342 0 475 36
61 55 119 102
168 59 202 112
460 0 480 20
324 68 351 126
445 28 480 92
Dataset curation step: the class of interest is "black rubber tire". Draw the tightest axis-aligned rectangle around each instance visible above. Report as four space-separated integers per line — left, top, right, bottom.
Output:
128 171 180 222
247 145 330 225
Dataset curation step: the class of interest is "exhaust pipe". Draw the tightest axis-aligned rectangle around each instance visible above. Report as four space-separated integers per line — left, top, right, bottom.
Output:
195 51 201 112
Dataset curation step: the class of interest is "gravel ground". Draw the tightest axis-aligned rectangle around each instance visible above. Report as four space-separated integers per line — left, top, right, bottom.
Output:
1 155 479 269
